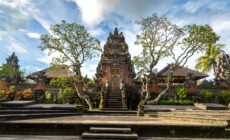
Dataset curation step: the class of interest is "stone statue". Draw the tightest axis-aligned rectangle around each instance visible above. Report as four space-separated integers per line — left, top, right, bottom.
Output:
99 80 110 109
120 79 127 109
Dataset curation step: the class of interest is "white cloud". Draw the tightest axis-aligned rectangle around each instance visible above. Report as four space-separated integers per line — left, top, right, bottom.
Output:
27 32 41 39
88 27 106 37
37 50 54 65
183 1 204 13
74 0 117 25
0 0 29 32
82 62 98 78
123 29 142 58
8 42 28 55
74 0 173 26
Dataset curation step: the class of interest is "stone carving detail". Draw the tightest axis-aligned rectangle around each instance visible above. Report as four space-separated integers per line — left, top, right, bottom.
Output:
96 27 136 109
215 53 230 87
120 79 127 109
99 80 110 109
96 27 136 82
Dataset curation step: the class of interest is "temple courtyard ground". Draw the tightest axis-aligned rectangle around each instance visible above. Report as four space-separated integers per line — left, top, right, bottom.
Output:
0 103 229 139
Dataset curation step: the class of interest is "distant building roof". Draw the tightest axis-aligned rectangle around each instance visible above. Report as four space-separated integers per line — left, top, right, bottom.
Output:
157 64 208 80
26 65 75 81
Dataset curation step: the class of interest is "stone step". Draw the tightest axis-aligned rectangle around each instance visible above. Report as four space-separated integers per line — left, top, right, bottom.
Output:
108 97 122 100
153 114 230 125
82 132 138 139
0 112 80 121
172 110 230 113
107 102 122 104
90 127 132 133
0 101 35 107
107 107 123 109
107 100 122 102
108 99 122 101
107 105 123 107
108 96 122 98
0 107 77 111
85 110 136 115
156 112 230 117
0 110 76 114
101 108 127 111
107 97 122 99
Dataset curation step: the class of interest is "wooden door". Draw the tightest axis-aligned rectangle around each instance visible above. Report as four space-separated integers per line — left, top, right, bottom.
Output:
110 68 120 93
111 75 120 92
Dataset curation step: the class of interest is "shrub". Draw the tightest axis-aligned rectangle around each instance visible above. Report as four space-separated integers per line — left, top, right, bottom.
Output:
159 99 194 105
15 88 33 100
22 88 33 100
0 84 15 102
63 87 75 97
220 90 230 105
176 86 187 101
200 89 214 102
45 91 52 100
10 86 15 92
0 89 6 102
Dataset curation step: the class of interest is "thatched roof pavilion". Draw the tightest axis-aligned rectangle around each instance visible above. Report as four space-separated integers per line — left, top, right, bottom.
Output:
26 65 75 83
157 64 208 83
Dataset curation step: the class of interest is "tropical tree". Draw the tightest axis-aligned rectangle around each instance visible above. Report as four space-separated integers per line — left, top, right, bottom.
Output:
0 64 22 84
195 43 224 75
133 14 219 105
0 53 23 84
39 21 101 110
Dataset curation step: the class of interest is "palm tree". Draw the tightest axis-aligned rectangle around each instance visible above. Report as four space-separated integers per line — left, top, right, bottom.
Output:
195 43 224 75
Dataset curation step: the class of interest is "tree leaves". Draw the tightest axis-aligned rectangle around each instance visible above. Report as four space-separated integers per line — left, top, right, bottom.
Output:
39 21 102 77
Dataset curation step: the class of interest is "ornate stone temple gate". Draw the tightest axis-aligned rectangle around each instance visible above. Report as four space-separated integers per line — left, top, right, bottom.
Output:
96 28 136 109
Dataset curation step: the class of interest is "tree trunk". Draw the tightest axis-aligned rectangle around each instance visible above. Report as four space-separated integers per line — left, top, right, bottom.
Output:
147 83 170 104
74 85 93 110
143 81 150 104
147 71 172 104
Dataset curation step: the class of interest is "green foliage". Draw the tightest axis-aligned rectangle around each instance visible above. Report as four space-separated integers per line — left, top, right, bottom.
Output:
50 77 74 88
63 87 75 97
91 92 100 108
57 87 76 104
159 99 194 105
195 43 224 74
183 24 219 45
39 21 101 78
220 90 230 105
200 89 214 102
0 64 22 83
176 86 187 101
10 86 15 92
45 91 52 100
133 14 220 105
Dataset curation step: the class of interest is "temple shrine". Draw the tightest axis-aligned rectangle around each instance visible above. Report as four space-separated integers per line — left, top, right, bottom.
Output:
96 28 136 109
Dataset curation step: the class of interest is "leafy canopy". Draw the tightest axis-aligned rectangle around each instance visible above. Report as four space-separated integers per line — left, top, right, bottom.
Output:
133 14 220 78
39 21 101 78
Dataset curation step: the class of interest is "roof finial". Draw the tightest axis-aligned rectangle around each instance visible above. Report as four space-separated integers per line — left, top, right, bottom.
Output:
114 27 118 36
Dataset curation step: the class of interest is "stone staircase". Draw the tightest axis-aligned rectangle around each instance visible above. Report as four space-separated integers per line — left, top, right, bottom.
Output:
82 127 138 139
106 92 125 109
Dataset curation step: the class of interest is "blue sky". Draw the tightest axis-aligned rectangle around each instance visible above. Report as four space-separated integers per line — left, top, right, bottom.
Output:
0 0 230 79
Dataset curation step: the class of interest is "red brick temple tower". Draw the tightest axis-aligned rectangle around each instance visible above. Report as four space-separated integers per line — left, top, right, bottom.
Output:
96 28 136 109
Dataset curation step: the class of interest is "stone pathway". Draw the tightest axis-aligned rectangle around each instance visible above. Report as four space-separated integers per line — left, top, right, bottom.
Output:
0 135 227 140
9 115 226 127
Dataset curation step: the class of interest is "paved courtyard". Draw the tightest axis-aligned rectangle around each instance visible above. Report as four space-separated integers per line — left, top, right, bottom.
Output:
0 135 227 140
8 115 226 127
